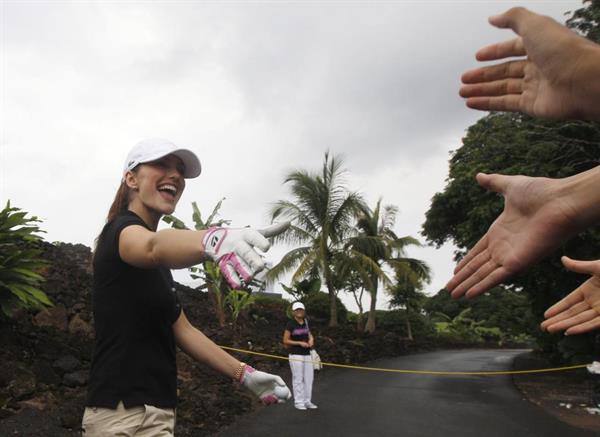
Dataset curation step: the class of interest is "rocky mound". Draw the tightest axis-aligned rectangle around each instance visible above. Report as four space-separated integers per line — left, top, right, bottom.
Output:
0 241 418 436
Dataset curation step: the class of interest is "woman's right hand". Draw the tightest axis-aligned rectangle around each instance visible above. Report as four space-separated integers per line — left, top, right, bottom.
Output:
299 341 310 348
202 222 290 288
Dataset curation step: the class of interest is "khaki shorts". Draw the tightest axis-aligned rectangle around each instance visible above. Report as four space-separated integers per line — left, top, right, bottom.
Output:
81 401 175 436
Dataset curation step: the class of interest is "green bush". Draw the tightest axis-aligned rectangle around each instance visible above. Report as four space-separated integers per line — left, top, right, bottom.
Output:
248 294 288 325
296 292 347 324
377 309 436 339
0 202 51 317
251 294 288 316
225 290 255 325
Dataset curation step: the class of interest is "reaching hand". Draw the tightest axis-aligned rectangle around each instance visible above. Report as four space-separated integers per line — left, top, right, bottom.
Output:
446 173 579 299
460 7 599 120
541 257 600 335
203 222 290 288
240 365 292 405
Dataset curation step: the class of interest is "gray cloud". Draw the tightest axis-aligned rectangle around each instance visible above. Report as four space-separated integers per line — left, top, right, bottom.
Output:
1 1 582 309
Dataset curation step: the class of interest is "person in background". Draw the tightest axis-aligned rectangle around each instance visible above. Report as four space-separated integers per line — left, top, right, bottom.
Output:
283 301 317 410
83 138 290 436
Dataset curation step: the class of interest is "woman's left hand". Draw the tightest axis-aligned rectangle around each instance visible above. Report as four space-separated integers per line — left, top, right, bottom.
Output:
240 365 292 405
541 256 600 335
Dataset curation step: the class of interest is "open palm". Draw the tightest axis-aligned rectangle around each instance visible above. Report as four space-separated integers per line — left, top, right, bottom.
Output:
460 7 590 120
542 257 600 335
447 173 578 298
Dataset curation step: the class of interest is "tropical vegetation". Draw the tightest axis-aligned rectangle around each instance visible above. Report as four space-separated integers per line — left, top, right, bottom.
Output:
422 0 600 361
0 201 51 318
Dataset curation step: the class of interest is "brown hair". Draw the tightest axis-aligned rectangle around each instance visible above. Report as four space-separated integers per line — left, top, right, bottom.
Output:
106 181 133 223
93 176 135 258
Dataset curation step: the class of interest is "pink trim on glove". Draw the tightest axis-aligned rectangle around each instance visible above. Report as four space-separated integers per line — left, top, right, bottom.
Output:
260 394 278 405
203 227 227 254
219 253 253 285
240 364 255 383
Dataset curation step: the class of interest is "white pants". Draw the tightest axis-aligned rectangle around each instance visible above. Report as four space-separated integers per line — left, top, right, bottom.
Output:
289 354 314 406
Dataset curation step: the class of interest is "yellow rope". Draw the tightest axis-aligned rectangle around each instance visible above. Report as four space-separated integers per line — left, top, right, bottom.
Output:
220 345 590 376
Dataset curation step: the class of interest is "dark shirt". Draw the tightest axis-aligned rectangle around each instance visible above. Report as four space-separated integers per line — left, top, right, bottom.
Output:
285 318 311 355
86 211 182 408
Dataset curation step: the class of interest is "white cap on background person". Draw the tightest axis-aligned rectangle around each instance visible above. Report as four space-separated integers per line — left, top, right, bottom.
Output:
123 138 202 179
292 302 305 311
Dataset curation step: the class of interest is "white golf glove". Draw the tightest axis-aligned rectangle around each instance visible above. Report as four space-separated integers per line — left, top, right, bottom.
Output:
202 222 290 289
240 365 292 405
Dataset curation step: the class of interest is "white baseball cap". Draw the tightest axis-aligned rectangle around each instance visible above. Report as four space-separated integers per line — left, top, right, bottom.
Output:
123 138 201 179
292 302 305 311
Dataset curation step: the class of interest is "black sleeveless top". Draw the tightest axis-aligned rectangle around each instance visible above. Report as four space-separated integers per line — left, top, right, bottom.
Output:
87 211 182 408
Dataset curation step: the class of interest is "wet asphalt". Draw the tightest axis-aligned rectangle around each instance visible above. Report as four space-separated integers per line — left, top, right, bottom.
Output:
216 349 597 437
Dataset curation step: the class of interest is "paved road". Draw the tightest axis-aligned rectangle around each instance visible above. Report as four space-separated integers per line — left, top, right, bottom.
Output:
217 349 596 437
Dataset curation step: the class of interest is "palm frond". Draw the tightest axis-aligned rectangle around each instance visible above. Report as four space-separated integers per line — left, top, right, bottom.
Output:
342 249 391 288
266 246 313 283
388 257 432 282
291 250 319 284
269 200 318 238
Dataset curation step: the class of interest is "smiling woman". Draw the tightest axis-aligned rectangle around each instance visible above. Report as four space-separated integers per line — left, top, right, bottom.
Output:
83 138 291 436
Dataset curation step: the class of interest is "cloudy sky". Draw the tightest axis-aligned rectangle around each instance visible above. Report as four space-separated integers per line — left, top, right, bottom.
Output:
1 0 583 311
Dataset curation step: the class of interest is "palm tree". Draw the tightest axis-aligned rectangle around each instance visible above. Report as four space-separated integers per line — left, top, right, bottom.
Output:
347 199 431 333
268 153 364 327
388 270 429 340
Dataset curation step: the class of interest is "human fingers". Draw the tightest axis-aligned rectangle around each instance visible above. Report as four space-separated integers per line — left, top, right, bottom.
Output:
460 79 523 100
489 8 568 53
542 300 589 329
272 375 286 386
544 308 598 334
235 240 266 274
565 317 600 335
453 266 509 298
460 265 510 298
258 221 291 238
488 7 535 34
464 95 523 113
561 256 600 276
473 38 526 62
448 257 483 293
218 252 253 284
260 394 279 405
475 172 514 195
239 229 271 253
452 235 489 276
543 286 585 319
449 250 494 297
461 59 525 85
450 260 508 299
544 272 594 319
219 259 243 288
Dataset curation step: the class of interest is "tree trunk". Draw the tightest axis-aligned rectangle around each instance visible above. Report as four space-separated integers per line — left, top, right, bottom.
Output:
321 246 337 327
208 283 226 328
405 315 413 341
356 312 365 332
364 283 378 333
353 288 365 331
327 280 338 327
